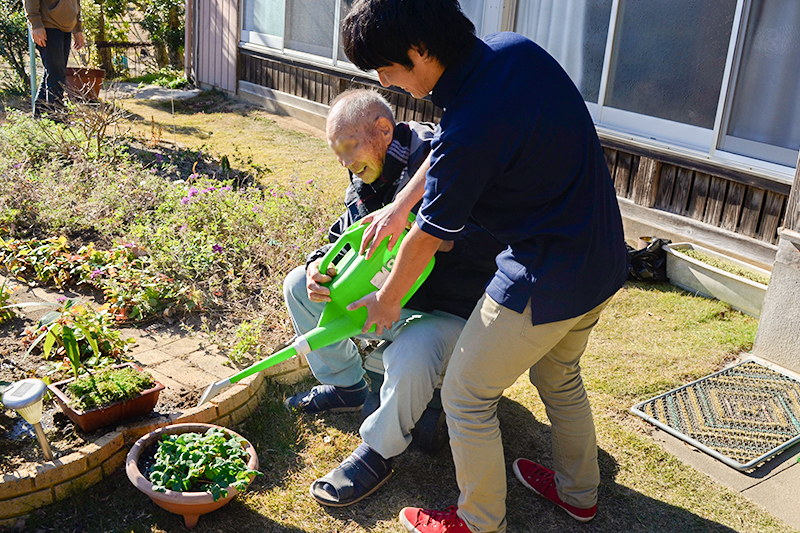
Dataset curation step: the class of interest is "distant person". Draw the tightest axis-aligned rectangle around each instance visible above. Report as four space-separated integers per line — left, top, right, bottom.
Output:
283 89 502 507
23 0 85 116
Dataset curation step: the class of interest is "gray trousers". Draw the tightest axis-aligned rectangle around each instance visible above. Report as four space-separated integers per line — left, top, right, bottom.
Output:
283 265 465 458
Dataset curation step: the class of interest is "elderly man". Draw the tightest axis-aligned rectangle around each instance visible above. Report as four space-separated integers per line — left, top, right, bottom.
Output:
283 89 502 507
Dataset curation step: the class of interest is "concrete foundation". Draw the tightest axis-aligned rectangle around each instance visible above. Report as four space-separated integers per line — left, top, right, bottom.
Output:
753 229 800 373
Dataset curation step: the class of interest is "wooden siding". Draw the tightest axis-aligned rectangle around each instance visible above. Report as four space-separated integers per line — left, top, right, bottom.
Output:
604 147 788 245
238 50 791 247
240 52 442 123
195 0 237 93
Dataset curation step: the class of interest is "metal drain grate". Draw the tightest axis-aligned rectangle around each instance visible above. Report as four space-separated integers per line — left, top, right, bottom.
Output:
631 360 800 471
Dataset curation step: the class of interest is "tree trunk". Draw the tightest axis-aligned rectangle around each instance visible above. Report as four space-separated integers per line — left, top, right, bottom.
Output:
96 5 114 77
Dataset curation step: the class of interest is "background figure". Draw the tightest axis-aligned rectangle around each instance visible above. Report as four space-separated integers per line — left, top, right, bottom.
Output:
23 0 85 115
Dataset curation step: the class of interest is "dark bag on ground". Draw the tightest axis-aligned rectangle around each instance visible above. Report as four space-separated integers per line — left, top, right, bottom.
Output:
627 237 671 282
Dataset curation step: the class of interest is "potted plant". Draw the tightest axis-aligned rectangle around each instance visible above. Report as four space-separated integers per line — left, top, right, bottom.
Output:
126 423 261 529
663 242 770 317
6 297 157 431
48 361 164 432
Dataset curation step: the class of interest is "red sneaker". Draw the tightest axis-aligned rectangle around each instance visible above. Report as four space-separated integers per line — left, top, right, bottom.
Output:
399 506 472 532
513 458 596 522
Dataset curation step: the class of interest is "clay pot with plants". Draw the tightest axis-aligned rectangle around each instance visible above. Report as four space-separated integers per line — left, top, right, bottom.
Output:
126 423 261 529
48 361 164 432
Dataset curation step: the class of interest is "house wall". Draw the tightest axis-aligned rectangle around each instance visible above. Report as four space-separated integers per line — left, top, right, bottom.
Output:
236 50 785 268
194 0 238 94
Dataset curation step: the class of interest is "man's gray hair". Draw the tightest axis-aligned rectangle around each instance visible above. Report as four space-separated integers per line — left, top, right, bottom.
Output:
328 89 396 133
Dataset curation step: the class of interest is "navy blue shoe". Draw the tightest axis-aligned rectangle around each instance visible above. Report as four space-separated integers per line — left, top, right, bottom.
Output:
284 378 368 413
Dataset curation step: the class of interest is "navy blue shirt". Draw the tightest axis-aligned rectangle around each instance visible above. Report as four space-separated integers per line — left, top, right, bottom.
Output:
417 32 629 324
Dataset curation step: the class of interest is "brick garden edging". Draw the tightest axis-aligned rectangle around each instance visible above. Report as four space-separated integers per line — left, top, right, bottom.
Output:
0 355 310 528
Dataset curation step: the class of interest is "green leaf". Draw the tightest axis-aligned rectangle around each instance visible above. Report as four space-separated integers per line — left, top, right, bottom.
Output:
42 330 57 358
62 326 82 379
72 320 100 358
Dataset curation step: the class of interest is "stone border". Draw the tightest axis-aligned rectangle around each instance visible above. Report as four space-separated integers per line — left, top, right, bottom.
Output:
0 355 310 528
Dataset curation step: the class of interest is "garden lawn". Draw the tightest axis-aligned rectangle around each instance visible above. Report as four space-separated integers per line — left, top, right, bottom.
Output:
115 88 347 198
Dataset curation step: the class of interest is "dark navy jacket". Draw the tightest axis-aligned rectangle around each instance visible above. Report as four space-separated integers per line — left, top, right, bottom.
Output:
417 32 629 324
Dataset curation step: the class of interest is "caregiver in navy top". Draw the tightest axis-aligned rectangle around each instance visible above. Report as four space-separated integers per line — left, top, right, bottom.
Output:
341 1 629 532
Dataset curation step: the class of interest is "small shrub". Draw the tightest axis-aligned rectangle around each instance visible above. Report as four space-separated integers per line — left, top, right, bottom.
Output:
19 298 135 378
0 279 16 324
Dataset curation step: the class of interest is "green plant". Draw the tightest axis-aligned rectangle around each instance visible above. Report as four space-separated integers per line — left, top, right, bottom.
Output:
16 298 135 379
228 317 264 363
140 0 184 69
129 67 189 89
0 0 30 93
0 279 15 323
148 427 261 501
65 365 154 410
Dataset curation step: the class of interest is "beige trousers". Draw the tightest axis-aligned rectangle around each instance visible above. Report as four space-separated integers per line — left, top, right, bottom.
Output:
441 294 612 533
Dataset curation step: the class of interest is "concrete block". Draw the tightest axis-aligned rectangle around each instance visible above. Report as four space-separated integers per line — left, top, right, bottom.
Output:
272 367 312 385
53 467 103 501
262 356 300 377
157 336 204 357
121 414 175 444
227 405 250 426
80 431 124 469
0 488 53 519
131 348 172 366
0 471 35 500
32 452 87 489
151 359 219 392
0 516 26 529
146 368 187 396
186 350 236 379
246 394 261 414
101 448 128 477
122 330 159 351
174 403 219 425
754 235 800 373
213 384 250 417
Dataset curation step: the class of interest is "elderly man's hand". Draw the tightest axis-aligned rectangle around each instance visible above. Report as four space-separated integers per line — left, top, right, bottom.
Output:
32 27 47 47
306 258 336 303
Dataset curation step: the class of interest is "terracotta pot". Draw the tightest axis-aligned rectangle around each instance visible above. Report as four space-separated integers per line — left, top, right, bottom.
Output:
125 423 259 529
65 67 105 100
48 363 164 432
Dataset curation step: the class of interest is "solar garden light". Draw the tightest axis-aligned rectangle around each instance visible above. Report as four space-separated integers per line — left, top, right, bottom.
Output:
2 378 54 461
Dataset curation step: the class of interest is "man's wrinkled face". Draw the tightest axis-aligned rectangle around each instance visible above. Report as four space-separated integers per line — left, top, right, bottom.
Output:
327 121 391 184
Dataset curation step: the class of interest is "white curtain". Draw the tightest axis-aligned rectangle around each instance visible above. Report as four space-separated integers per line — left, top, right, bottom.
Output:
726 0 800 159
514 0 587 92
